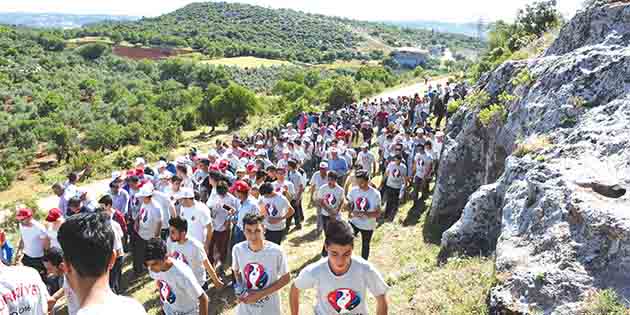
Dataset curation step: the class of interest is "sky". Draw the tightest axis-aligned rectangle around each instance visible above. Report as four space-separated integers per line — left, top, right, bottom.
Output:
0 0 584 23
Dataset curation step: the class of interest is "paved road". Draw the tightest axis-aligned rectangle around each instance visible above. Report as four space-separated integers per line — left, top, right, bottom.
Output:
36 78 448 211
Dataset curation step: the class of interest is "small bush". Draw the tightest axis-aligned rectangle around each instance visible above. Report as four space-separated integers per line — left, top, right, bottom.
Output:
447 99 464 114
466 89 491 109
513 135 553 158
499 91 517 104
479 104 507 127
581 289 630 315
511 68 535 86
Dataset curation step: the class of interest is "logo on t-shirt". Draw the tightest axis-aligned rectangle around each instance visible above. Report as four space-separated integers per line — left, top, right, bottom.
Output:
243 263 269 290
328 288 361 313
158 280 176 304
355 197 369 212
392 168 401 177
170 251 188 265
265 203 279 217
139 208 148 223
325 193 337 206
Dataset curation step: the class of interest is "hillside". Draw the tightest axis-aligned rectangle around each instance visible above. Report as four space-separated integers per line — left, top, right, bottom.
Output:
0 12 139 29
75 1 484 63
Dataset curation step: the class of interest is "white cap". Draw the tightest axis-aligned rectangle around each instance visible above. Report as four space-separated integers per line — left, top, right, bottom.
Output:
135 157 146 167
157 160 167 169
158 171 173 179
175 156 187 165
319 162 329 168
361 143 369 148
174 187 195 199
111 171 122 182
207 149 218 158
256 149 267 156
135 185 154 198
255 140 264 145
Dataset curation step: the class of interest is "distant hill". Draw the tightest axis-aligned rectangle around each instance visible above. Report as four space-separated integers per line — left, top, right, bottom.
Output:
77 1 484 63
0 12 139 29
382 20 488 38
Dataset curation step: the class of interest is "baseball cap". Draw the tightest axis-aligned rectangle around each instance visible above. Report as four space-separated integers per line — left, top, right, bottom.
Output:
233 180 250 193
135 185 154 198
16 208 33 220
135 157 146 167
218 160 230 170
256 149 267 156
246 164 258 173
111 171 124 182
319 162 329 169
156 160 167 169
255 140 264 145
174 187 194 200
361 143 369 148
46 208 62 222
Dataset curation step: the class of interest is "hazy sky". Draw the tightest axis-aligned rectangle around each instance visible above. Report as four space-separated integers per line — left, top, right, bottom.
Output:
0 0 584 22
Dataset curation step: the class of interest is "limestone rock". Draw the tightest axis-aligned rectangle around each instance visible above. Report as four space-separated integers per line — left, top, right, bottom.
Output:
431 3 630 314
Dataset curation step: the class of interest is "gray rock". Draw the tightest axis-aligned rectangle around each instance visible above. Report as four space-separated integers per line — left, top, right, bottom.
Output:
431 3 630 314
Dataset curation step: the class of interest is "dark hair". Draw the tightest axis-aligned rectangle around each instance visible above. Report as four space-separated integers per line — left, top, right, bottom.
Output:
255 170 267 180
242 213 265 227
43 247 64 267
169 217 187 233
109 181 118 189
355 170 369 181
327 170 339 180
144 238 167 262
171 175 183 183
424 140 432 147
68 197 81 208
216 181 229 195
259 182 273 195
67 172 78 183
58 213 114 278
287 160 297 168
98 194 113 206
127 176 140 183
176 164 187 173
324 220 354 246
199 159 210 167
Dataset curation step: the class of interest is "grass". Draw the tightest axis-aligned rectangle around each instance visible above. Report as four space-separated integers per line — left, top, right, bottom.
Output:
478 104 507 127
513 135 553 158
123 172 495 314
581 289 630 315
198 56 293 68
315 59 380 70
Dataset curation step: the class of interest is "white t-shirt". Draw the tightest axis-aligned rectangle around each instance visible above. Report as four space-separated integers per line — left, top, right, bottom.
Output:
110 219 124 253
152 191 174 227
347 187 382 231
272 180 295 201
385 162 407 189
231 241 289 315
206 194 239 232
167 238 208 286
0 266 48 315
180 201 212 244
64 276 80 315
46 227 61 250
236 198 260 231
309 172 328 198
19 222 46 258
76 294 146 315
294 257 389 315
316 184 344 218
137 201 163 241
260 194 290 232
413 152 434 179
357 151 375 175
150 259 204 315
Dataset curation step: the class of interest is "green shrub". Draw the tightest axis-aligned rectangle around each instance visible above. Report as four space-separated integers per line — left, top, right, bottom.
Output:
447 99 464 114
511 68 535 86
498 91 517 104
479 104 507 127
581 289 630 315
466 89 491 109
67 151 110 179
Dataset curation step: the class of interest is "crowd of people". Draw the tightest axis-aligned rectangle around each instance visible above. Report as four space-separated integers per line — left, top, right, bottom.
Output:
0 81 464 315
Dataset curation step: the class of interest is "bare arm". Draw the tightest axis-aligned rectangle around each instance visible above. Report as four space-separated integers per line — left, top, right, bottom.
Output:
376 294 389 315
202 257 224 288
198 292 209 315
205 223 213 252
240 273 291 304
289 284 301 315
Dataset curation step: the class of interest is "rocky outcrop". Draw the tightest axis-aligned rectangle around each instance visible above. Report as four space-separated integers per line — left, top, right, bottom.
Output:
431 3 630 314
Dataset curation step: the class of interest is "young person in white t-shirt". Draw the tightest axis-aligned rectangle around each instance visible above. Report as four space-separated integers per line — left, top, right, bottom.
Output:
346 171 382 260
290 220 389 315
206 181 239 270
15 208 47 280
133 186 163 277
96 204 125 294
381 154 408 221
258 183 295 245
0 259 49 315
167 217 224 290
57 213 147 315
145 238 208 315
232 213 291 315
176 187 213 253
357 143 377 178
309 162 329 234
411 141 434 211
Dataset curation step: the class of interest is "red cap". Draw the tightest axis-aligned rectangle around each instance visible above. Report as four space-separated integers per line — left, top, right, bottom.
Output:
16 208 33 220
46 208 62 222
210 164 220 171
135 168 145 177
126 170 136 177
219 160 229 170
246 164 258 173
233 180 250 193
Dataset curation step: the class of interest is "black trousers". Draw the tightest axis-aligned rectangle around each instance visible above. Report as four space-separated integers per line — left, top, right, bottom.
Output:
132 232 147 275
265 230 285 245
286 199 303 232
109 256 123 294
383 185 401 220
22 255 46 281
349 222 374 260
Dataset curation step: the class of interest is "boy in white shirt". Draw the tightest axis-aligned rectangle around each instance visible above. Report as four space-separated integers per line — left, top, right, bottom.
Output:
290 220 389 315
